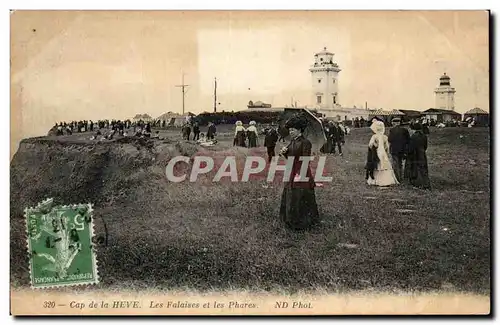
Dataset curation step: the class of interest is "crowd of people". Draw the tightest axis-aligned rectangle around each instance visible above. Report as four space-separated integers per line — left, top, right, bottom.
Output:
181 121 217 144
50 118 200 137
233 120 260 148
269 114 432 232
50 117 220 143
320 119 349 156
226 118 353 163
363 117 430 189
199 114 433 232
227 120 297 162
50 119 165 141
51 120 116 136
50 113 434 233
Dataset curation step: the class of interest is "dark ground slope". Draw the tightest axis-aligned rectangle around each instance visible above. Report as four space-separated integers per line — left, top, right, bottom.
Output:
10 136 199 287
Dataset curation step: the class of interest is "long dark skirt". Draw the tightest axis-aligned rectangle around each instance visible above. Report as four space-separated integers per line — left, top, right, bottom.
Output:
321 138 333 153
248 132 257 148
406 155 431 189
235 131 246 147
409 163 431 189
279 186 320 230
403 158 411 181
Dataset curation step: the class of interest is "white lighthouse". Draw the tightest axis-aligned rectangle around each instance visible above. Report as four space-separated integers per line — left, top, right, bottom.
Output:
309 47 341 110
434 73 456 111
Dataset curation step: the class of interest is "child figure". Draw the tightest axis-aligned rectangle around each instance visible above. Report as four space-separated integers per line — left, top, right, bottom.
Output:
197 133 206 144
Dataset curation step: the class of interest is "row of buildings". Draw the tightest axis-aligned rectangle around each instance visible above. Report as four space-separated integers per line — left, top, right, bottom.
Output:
367 107 489 125
135 47 488 127
247 47 489 126
247 102 489 125
135 105 489 127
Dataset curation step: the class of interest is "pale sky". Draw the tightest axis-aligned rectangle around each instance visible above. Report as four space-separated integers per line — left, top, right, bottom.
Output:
11 10 489 144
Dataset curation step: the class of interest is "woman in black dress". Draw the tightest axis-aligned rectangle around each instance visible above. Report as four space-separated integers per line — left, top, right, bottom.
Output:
247 121 259 148
406 122 431 189
234 121 247 147
279 114 320 231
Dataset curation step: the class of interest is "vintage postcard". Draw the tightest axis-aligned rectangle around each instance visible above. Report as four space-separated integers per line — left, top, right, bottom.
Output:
10 10 490 316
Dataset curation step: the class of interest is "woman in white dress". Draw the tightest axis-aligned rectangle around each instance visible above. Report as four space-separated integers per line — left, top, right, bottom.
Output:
367 120 399 187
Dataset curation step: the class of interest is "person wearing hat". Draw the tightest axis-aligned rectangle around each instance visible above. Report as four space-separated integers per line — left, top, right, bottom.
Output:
422 119 430 135
182 123 191 140
388 117 410 182
207 122 217 140
247 121 259 148
330 121 345 156
192 121 201 141
263 124 279 162
279 113 320 231
367 120 399 187
234 121 247 147
406 122 431 189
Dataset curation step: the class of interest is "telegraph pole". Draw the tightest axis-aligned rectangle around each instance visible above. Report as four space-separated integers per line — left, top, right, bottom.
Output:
214 77 217 113
175 73 189 115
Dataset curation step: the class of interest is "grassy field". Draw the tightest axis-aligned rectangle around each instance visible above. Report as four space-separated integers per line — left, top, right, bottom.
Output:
10 125 490 294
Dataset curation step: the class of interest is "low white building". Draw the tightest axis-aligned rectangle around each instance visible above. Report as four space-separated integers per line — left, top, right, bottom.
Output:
308 48 371 121
315 106 371 121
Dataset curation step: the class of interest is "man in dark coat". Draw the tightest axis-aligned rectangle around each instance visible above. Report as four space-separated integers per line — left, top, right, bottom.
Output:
207 122 216 140
388 118 410 182
330 122 344 155
354 117 360 128
422 121 430 135
407 123 431 189
321 121 333 154
182 123 191 140
193 122 201 141
264 126 279 162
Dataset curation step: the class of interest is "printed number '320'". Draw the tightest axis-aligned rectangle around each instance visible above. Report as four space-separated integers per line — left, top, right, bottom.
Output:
43 301 55 308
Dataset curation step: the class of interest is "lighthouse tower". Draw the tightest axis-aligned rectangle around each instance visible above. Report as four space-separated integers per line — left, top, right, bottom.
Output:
309 47 341 110
434 73 456 111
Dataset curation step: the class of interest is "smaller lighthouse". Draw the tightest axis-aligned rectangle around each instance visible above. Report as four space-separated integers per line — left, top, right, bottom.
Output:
434 73 456 111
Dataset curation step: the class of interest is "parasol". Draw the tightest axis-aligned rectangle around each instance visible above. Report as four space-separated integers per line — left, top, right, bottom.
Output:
279 108 327 155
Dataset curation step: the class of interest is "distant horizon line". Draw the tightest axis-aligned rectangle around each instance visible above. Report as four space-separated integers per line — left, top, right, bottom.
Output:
130 105 487 117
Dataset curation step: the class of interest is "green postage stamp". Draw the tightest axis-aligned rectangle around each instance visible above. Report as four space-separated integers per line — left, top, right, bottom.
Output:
25 198 99 288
